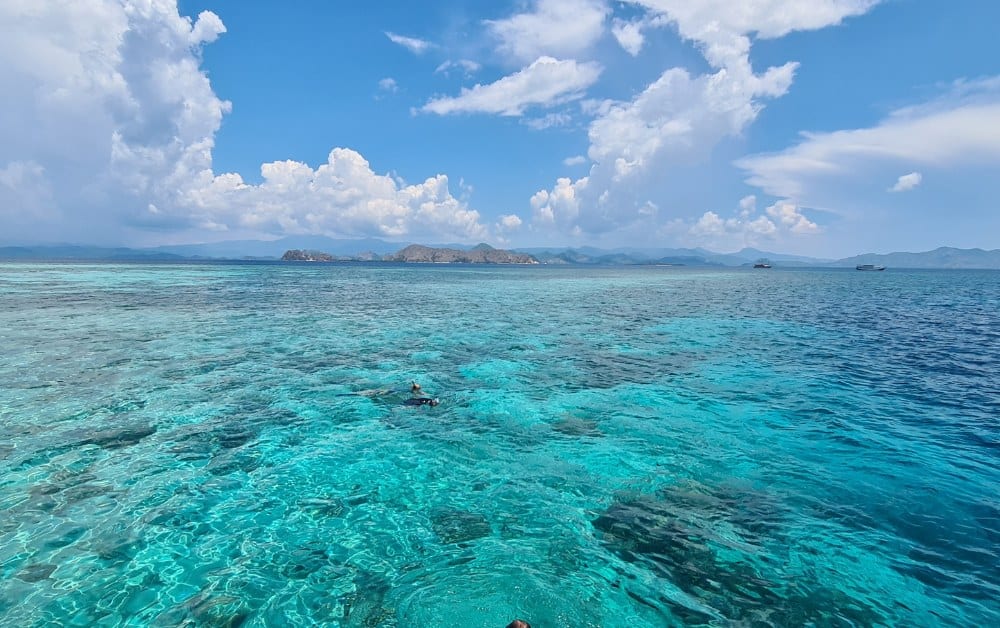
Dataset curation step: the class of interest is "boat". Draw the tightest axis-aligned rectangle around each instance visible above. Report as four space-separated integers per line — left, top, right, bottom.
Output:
753 258 772 269
855 264 886 271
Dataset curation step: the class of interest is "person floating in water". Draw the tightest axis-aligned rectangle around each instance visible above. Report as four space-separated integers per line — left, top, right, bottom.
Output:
406 381 439 407
506 621 531 628
403 396 439 407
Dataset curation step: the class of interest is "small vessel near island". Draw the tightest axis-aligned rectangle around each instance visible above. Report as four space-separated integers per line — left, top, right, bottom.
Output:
753 259 772 268
856 264 886 271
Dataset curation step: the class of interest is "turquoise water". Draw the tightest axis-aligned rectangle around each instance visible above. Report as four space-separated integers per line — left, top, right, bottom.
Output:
1 262 997 627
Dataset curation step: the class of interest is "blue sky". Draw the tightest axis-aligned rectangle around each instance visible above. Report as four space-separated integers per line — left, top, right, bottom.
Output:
2 1 999 256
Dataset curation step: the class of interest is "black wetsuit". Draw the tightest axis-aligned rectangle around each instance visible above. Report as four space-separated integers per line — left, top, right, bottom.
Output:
404 397 438 407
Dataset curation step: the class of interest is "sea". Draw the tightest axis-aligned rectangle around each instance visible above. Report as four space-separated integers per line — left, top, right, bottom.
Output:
1 262 997 627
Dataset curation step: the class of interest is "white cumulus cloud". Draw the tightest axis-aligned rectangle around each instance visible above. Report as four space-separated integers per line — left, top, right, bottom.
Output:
529 60 795 234
889 171 922 192
530 176 586 231
527 0 881 239
496 213 524 233
612 19 645 56
624 0 878 67
385 31 433 54
435 60 482 76
686 198 820 250
589 64 796 179
421 57 602 116
186 149 488 241
487 0 609 63
523 112 573 130
0 0 231 242
738 79 1000 200
765 200 819 234
0 1 493 244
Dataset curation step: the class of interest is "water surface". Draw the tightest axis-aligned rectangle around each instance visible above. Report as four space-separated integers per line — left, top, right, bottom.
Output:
1 263 997 626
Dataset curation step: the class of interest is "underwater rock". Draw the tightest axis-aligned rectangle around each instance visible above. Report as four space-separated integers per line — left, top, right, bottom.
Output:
592 489 884 624
552 416 603 437
168 424 258 466
430 509 492 544
280 544 336 580
206 452 261 476
61 482 114 502
762 584 887 626
215 426 255 450
592 481 788 573
592 496 698 562
16 563 57 582
298 497 346 518
342 569 393 627
90 535 146 565
41 524 88 550
160 593 250 628
82 424 156 449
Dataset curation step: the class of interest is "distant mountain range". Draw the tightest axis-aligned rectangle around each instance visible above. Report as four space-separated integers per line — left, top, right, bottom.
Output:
2 238 999 269
280 243 537 264
835 247 1000 269
387 243 537 264
0 245 187 261
149 235 408 259
518 246 833 267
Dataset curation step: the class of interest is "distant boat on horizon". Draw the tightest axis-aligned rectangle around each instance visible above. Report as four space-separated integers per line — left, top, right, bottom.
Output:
856 264 886 271
753 258 772 269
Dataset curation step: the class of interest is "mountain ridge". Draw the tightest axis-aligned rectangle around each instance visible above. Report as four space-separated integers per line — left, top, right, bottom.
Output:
2 240 999 268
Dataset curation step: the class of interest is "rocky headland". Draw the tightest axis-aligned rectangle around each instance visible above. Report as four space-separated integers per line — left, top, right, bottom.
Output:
386 243 537 264
281 249 337 261
281 243 537 264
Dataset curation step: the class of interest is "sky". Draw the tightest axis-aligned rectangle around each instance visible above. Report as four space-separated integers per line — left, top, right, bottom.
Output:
2 0 999 257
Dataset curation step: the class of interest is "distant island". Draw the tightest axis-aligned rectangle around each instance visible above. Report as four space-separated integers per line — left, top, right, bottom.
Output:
282 243 538 264
4 241 1000 269
388 243 536 264
281 249 336 262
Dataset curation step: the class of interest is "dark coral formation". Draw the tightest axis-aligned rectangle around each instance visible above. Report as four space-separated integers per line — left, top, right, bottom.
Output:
592 483 885 624
430 509 492 544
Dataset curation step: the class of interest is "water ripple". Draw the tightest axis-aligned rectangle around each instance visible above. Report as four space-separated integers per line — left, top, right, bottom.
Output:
1 263 998 626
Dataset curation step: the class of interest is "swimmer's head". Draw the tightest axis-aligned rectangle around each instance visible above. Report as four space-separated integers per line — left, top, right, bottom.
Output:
506 621 531 628
429 398 440 407
411 381 422 393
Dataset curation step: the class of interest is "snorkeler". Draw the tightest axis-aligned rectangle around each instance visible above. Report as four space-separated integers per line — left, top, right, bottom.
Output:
405 381 440 407
403 396 439 407
338 381 440 406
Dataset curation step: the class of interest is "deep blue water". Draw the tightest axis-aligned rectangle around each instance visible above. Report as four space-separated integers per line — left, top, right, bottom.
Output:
1 263 998 627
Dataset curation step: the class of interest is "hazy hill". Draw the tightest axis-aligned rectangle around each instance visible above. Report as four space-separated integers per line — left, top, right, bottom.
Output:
386 243 537 264
0 245 185 261
150 236 408 259
834 247 1000 269
2 241 998 268
281 249 337 262
518 246 826 266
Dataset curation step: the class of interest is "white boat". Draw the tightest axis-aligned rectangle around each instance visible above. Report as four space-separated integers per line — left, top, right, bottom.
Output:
856 264 885 271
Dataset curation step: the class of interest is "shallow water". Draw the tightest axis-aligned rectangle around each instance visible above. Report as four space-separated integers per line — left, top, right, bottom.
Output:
1 262 998 626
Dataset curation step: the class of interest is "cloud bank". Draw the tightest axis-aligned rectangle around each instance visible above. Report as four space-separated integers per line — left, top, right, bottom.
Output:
738 79 1000 201
486 0 609 64
187 149 487 240
526 0 880 240
0 1 490 244
421 57 602 116
385 32 433 55
890 172 922 193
